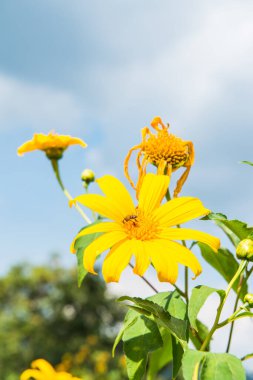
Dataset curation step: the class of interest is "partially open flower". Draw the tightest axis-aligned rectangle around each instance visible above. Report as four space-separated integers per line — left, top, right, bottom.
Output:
124 117 194 197
17 131 87 160
20 359 81 380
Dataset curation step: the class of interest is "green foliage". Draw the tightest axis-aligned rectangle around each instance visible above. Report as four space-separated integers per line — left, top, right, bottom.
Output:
199 244 248 300
241 161 253 167
0 260 126 380
74 222 103 287
114 291 189 380
182 349 246 380
189 320 210 351
147 328 172 380
188 285 225 331
205 213 253 247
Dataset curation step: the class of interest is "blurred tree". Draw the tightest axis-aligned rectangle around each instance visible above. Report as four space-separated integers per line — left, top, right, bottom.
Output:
0 257 127 379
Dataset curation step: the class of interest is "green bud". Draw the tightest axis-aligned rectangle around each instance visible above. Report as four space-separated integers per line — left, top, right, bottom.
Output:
45 147 64 160
236 239 253 261
244 294 253 307
81 169 95 188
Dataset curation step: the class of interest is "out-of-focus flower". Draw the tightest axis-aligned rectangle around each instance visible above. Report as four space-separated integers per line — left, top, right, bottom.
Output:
71 173 220 283
20 358 81 380
124 116 194 197
17 131 87 160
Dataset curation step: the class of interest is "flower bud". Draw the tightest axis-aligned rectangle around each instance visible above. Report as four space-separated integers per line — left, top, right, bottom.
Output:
244 293 253 307
81 169 95 188
236 239 253 261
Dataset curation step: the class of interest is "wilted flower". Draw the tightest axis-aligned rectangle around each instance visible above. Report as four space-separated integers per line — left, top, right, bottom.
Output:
124 116 194 197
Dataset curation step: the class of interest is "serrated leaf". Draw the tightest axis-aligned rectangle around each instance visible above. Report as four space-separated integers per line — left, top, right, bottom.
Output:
206 213 253 247
147 328 172 380
188 285 225 331
199 244 248 300
189 319 210 351
123 314 163 380
182 349 246 380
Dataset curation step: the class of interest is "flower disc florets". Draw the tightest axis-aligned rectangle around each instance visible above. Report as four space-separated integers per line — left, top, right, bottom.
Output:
124 116 194 197
122 209 160 240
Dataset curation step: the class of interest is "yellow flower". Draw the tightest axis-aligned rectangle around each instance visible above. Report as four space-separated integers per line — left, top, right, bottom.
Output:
71 173 220 283
20 359 82 380
17 131 87 160
124 116 194 197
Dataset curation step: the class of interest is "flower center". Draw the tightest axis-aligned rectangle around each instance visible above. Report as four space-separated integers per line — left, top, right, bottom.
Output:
143 130 189 168
122 209 159 240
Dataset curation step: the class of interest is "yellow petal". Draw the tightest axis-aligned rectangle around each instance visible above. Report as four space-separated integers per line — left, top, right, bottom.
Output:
17 140 37 156
158 228 220 252
153 196 210 227
144 240 179 283
20 369 44 380
31 359 55 375
83 231 127 274
138 174 170 213
70 222 122 253
71 194 123 222
96 175 136 216
132 239 151 276
164 240 202 278
102 240 132 282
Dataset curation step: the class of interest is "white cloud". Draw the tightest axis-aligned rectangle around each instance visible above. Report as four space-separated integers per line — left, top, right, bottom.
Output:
0 73 84 132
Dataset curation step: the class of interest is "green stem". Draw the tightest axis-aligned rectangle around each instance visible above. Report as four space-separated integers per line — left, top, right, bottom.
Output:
225 273 244 353
51 159 91 224
199 260 247 351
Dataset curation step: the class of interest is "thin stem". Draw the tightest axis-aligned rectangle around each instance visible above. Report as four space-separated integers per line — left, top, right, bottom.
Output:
129 263 158 293
225 273 244 353
200 260 247 351
51 159 91 224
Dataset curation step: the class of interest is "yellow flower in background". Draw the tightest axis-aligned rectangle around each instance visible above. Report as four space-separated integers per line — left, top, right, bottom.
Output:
71 173 220 284
124 116 194 197
20 359 81 380
17 131 87 160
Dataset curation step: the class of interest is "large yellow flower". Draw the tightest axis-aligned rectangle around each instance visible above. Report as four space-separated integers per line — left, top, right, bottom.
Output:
71 174 220 283
17 131 87 160
124 116 194 197
20 359 81 380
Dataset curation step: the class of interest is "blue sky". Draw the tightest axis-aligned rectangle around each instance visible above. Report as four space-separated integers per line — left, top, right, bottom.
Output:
1 0 253 368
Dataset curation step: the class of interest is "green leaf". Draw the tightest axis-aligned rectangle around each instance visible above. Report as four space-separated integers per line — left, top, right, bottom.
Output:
188 285 225 331
172 335 184 379
112 315 138 357
199 244 248 300
74 222 103 287
147 328 172 380
189 319 210 351
118 295 188 344
206 213 253 247
122 314 163 380
182 349 246 380
241 160 253 167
